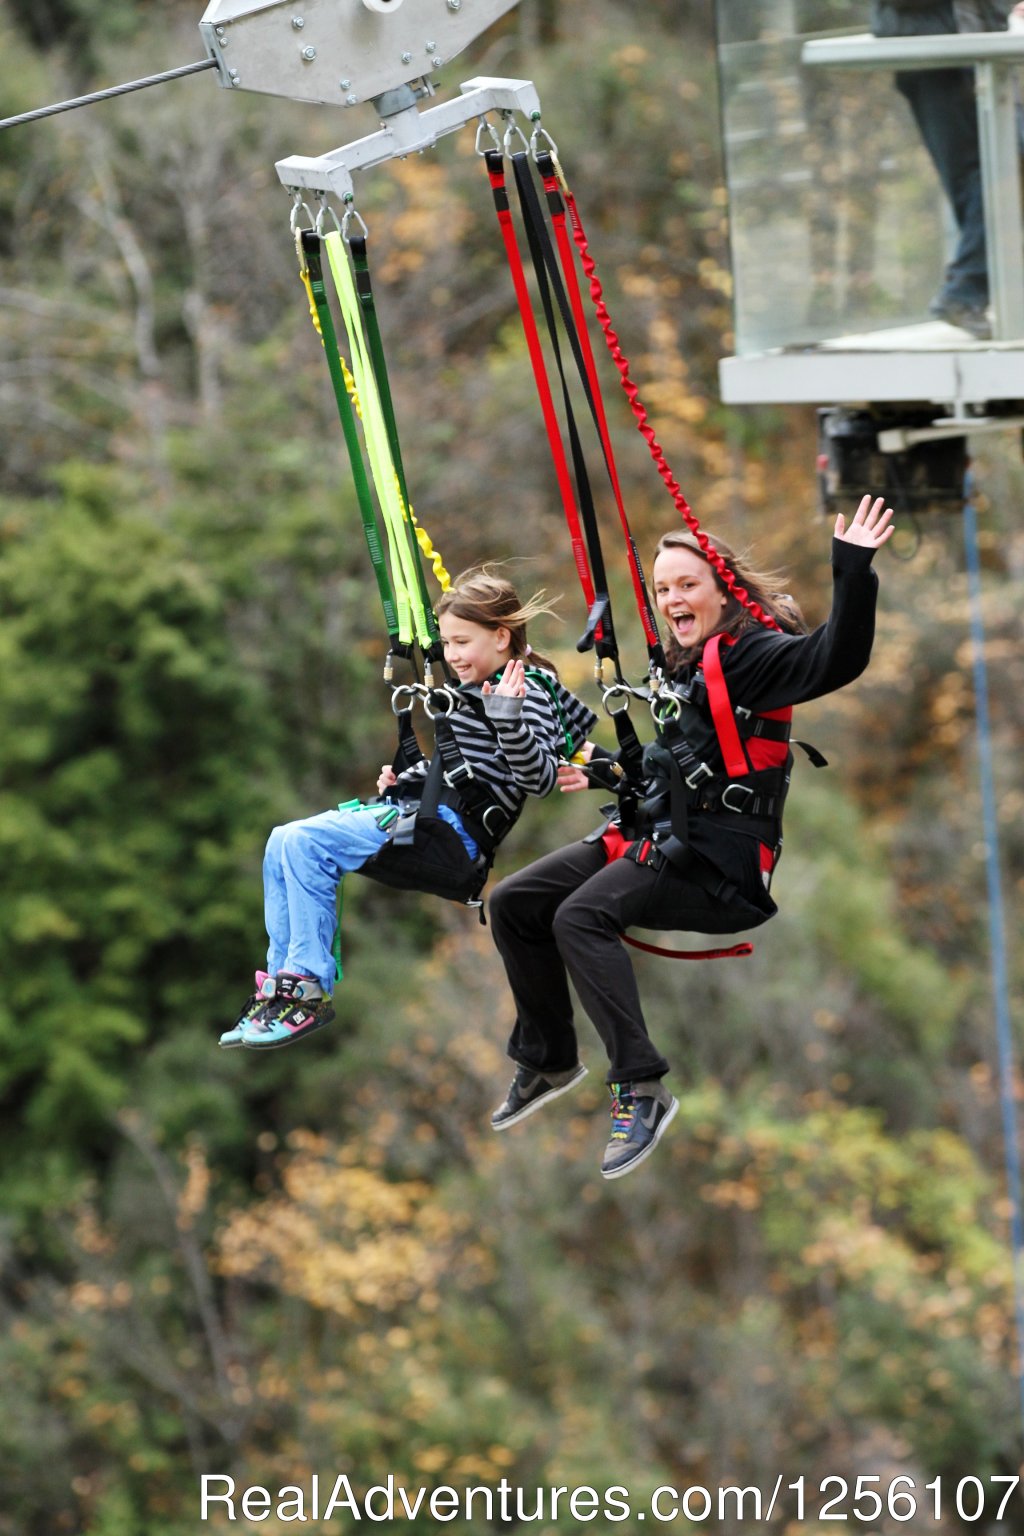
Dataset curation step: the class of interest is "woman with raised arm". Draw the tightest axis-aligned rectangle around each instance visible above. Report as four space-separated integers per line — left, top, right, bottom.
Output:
488 497 895 1180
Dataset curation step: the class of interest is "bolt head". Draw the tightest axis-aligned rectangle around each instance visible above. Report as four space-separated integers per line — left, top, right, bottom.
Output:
291 15 304 27
301 44 317 59
431 55 443 68
447 0 462 9
425 40 436 50
401 51 412 63
345 93 358 105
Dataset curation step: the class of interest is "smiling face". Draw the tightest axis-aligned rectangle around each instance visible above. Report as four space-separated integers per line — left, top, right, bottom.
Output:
653 545 729 651
439 610 512 685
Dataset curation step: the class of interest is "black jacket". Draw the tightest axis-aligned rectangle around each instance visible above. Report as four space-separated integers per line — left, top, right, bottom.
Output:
642 539 880 910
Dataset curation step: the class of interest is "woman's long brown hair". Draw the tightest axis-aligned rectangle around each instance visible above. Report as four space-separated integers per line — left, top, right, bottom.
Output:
654 530 807 671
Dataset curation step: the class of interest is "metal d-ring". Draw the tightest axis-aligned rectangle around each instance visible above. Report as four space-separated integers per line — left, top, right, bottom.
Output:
390 684 423 716
423 686 458 720
602 684 633 717
650 691 681 725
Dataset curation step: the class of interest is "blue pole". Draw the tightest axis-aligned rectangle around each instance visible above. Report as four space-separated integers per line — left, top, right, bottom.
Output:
962 479 1024 1434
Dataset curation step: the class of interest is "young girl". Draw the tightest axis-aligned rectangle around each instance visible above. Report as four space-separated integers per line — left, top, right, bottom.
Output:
487 496 895 1179
221 567 596 1050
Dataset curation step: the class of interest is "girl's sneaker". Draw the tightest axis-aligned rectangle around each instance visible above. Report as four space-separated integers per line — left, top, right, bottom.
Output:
219 972 276 1049
241 972 334 1050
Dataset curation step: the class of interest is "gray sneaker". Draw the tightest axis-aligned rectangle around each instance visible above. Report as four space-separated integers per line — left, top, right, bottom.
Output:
491 1063 588 1130
601 1079 678 1179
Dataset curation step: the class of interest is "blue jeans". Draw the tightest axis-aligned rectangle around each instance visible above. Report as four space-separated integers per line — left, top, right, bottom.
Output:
263 803 477 992
897 67 988 309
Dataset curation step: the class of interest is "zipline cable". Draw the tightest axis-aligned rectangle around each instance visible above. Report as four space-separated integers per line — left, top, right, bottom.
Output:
963 475 1024 1440
0 59 217 131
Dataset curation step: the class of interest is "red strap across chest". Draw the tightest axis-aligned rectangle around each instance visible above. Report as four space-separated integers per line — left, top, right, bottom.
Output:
701 633 748 779
702 632 792 778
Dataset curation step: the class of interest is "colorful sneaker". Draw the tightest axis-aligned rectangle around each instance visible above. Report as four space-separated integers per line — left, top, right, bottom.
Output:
219 972 276 1049
491 1063 588 1131
600 1079 678 1180
241 972 334 1050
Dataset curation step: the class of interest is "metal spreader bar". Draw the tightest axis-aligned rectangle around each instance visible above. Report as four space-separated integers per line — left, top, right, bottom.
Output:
275 75 541 201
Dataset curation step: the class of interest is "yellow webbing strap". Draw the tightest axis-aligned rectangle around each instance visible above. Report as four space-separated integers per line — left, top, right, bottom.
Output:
296 229 362 413
297 229 450 604
324 231 435 650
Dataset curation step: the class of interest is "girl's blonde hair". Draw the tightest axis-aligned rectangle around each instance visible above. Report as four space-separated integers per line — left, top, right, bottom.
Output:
436 566 561 677
654 530 807 669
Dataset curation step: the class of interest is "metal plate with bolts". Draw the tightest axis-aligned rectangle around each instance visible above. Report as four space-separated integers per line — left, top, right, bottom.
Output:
199 0 519 106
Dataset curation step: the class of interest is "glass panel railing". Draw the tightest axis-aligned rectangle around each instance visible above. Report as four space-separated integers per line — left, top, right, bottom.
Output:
716 0 1024 352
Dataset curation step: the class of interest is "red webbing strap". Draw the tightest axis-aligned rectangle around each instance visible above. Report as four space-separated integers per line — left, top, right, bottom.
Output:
483 152 596 618
622 935 754 961
538 158 662 657
701 633 749 779
564 188 781 634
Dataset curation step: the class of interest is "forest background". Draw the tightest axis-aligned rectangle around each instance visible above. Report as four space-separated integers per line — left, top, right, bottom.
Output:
1 0 1023 1532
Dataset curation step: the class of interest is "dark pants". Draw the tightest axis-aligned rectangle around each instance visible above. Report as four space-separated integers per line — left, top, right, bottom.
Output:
897 68 988 308
488 841 768 1086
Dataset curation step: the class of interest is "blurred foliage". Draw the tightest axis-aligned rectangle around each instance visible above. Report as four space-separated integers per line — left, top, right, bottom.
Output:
1 0 1023 1532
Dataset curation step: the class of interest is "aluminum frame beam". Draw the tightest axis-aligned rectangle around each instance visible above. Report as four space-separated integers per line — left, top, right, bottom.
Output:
275 75 541 200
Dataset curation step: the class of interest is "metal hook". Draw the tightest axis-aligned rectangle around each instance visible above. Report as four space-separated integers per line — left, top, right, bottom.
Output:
529 122 559 162
341 204 369 241
475 116 502 156
289 191 316 233
501 115 530 154
314 195 344 237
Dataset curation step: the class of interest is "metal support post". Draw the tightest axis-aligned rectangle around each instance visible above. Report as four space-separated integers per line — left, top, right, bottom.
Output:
975 60 1024 340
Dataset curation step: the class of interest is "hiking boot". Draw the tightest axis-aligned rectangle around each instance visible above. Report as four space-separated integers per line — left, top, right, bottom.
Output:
241 972 334 1050
601 1079 678 1180
219 971 276 1049
491 1062 587 1131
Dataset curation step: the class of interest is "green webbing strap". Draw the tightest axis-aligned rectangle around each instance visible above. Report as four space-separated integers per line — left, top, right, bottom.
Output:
333 875 345 983
300 232 402 646
349 234 443 657
324 231 436 654
524 666 576 759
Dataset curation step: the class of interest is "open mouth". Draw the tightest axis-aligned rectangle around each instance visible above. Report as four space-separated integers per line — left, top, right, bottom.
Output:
670 612 696 639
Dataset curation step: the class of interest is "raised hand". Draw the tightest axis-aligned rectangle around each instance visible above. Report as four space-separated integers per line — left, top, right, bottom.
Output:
482 658 527 698
834 494 895 549
376 764 397 795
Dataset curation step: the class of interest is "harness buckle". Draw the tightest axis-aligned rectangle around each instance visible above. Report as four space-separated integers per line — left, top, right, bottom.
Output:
721 783 756 813
443 762 475 789
482 805 508 837
735 706 751 721
684 762 714 790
